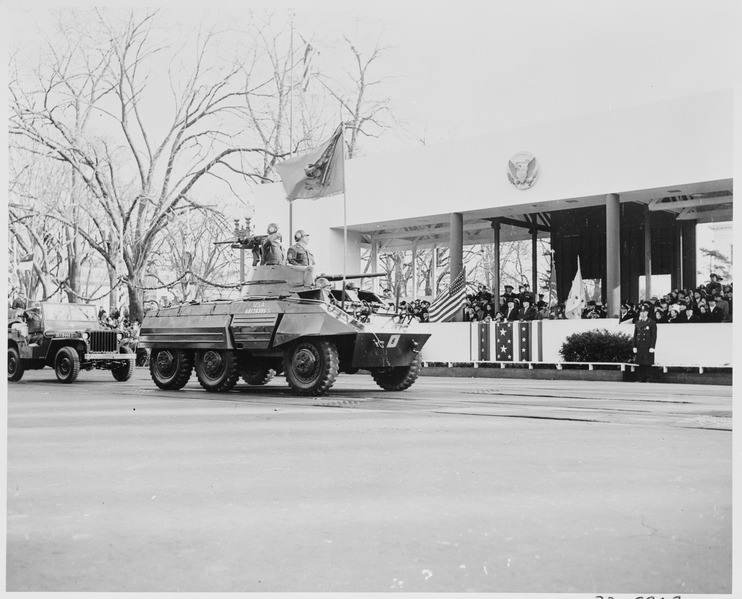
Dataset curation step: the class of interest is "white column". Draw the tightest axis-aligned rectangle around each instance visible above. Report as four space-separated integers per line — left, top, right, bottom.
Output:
412 244 418 300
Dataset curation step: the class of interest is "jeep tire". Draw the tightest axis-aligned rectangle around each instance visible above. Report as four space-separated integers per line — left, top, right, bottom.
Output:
54 346 81 384
8 346 24 382
112 346 135 382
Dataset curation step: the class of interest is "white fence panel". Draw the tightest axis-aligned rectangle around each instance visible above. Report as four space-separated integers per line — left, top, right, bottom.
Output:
412 322 474 363
411 319 732 368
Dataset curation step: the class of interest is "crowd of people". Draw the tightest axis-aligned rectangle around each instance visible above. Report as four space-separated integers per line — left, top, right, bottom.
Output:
395 273 733 324
620 276 733 324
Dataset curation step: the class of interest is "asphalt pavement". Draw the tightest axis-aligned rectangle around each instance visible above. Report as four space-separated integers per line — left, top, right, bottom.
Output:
6 367 733 593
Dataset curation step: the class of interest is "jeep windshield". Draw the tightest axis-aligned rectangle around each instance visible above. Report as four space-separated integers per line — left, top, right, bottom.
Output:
41 303 99 328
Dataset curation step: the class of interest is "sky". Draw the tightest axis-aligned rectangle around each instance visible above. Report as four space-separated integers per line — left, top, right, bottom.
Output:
6 0 741 156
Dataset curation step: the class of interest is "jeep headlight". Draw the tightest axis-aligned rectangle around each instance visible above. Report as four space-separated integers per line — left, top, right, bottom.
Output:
117 333 123 341
82 332 89 340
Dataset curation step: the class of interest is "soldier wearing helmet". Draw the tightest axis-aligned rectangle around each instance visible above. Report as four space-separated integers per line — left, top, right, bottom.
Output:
261 223 284 265
287 229 314 266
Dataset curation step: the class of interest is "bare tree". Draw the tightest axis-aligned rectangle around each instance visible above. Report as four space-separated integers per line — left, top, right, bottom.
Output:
316 34 393 158
10 10 280 320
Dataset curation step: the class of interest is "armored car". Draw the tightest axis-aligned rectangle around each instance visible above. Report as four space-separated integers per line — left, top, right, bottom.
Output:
139 265 430 396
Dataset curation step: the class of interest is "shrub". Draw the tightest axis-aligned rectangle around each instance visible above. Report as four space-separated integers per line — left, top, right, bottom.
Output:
559 328 634 363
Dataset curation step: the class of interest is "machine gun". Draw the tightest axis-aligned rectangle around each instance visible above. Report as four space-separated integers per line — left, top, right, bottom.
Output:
213 218 269 266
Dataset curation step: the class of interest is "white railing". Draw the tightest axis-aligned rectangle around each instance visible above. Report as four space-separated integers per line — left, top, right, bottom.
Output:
411 320 733 368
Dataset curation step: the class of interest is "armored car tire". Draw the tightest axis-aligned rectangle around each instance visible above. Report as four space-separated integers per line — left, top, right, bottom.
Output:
284 339 339 396
241 361 276 386
112 346 135 382
8 347 24 382
194 349 240 392
370 354 421 391
149 348 194 390
54 346 81 384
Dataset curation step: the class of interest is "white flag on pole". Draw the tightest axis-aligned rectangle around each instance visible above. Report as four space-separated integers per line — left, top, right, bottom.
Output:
564 256 586 319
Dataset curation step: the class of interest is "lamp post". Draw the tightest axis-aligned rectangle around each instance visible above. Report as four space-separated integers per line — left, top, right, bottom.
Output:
233 217 253 284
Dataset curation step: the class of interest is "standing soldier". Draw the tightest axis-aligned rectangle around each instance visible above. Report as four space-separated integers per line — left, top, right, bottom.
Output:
287 230 315 266
632 303 658 382
261 223 284 265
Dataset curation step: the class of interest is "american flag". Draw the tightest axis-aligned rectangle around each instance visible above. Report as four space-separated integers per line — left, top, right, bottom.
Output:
428 269 467 322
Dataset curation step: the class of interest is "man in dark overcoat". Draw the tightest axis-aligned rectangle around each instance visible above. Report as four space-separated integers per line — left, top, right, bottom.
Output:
632 304 657 382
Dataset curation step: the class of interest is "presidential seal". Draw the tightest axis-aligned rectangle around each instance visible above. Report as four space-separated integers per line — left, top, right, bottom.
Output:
507 151 539 190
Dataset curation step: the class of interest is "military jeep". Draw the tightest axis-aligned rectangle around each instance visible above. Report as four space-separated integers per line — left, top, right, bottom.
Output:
7 302 135 383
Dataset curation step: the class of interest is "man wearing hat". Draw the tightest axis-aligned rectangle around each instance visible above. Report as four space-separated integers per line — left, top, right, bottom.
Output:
707 273 723 297
286 229 314 266
502 284 517 310
518 282 533 305
504 298 520 322
632 303 658 382
261 223 284 265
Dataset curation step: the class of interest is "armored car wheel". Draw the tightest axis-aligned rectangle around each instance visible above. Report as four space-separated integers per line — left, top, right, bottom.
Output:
241 361 276 386
284 339 339 396
149 348 194 390
8 347 24 382
370 354 421 391
112 346 135 382
195 349 240 392
54 346 81 384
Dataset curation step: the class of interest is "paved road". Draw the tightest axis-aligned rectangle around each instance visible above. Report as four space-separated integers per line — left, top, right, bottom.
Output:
6 368 732 593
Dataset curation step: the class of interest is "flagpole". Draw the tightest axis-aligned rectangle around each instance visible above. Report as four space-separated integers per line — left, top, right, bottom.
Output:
288 13 294 240
340 122 347 311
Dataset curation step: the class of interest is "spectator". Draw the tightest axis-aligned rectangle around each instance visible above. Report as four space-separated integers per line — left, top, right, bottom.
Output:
707 298 724 322
697 303 711 323
724 285 733 320
706 273 722 297
678 304 700 323
652 307 667 324
106 309 121 329
518 283 534 305
665 307 681 324
536 304 550 320
549 303 567 320
619 302 636 324
518 298 537 321
504 298 520 321
582 301 601 319
502 284 516 304
714 292 731 322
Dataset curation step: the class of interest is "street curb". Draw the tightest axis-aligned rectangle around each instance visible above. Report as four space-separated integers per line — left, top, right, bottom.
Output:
420 364 733 386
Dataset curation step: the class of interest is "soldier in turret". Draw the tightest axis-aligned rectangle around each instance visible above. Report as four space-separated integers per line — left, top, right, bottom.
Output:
261 223 284 265
287 229 315 266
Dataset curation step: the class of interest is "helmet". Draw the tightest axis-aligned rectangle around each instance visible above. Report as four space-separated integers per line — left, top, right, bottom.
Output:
294 229 308 241
267 222 279 234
